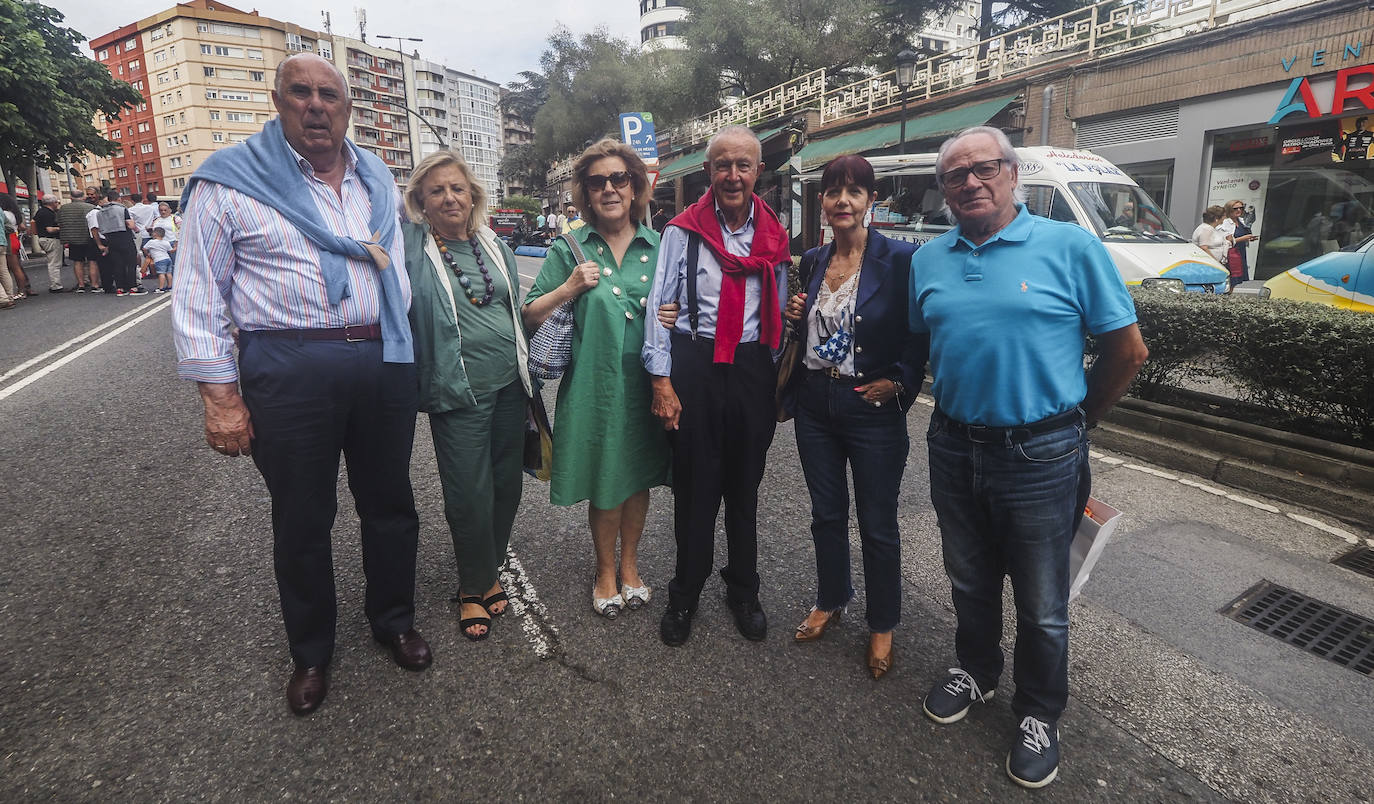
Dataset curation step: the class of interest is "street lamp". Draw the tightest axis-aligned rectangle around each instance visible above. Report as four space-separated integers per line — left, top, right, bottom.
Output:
895 48 919 155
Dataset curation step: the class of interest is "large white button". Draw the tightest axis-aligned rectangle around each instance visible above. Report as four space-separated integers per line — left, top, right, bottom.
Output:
640 254 649 263
856 372 865 378
639 297 647 307
602 267 612 276
640 275 648 283
854 314 863 323
855 345 863 354
612 286 621 296
597 246 605 255
625 310 634 320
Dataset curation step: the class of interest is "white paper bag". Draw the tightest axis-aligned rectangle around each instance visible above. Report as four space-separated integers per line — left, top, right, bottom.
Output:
1069 497 1122 602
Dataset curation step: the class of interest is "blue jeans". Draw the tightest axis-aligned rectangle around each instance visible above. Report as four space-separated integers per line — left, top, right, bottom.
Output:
926 408 1090 721
794 371 909 632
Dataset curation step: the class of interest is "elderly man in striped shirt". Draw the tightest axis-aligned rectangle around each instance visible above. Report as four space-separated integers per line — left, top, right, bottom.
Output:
172 53 430 716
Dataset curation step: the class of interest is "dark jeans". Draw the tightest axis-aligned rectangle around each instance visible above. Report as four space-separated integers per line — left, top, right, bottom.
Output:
238 333 421 668
794 370 908 632
666 333 776 612
926 408 1090 722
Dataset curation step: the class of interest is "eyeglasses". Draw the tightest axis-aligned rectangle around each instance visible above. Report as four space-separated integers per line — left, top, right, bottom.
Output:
585 171 632 191
938 158 1005 188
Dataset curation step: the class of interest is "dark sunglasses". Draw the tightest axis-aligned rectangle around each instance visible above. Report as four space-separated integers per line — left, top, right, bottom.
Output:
938 158 1005 188
585 171 632 191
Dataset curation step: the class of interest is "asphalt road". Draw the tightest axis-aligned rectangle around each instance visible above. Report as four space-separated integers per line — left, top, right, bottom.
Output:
1 260 1371 802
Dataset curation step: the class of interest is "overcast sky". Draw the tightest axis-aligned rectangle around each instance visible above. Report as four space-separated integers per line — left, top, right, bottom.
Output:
48 0 643 85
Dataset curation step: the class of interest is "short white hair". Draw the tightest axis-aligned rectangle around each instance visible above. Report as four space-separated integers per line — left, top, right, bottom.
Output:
706 125 762 164
934 125 1027 206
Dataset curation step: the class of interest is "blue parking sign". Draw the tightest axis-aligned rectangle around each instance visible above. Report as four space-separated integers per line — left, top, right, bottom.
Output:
619 113 658 163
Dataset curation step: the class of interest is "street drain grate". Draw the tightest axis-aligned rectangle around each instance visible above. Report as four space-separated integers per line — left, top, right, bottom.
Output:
1332 547 1374 579
1221 581 1374 676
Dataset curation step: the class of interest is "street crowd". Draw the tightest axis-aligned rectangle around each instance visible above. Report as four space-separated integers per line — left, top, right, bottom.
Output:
0 186 182 309
168 53 1148 789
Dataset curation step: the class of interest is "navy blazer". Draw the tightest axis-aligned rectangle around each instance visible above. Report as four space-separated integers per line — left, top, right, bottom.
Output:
780 229 930 416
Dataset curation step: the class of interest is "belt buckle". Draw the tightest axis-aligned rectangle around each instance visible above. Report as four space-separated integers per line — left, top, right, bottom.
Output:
345 325 365 343
825 366 842 379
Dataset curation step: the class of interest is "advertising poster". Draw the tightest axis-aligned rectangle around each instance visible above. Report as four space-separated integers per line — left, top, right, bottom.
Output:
1207 166 1269 270
1334 115 1374 164
1275 120 1342 167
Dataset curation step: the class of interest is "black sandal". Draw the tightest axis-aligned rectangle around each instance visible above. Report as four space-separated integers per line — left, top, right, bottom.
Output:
482 590 509 616
453 594 492 641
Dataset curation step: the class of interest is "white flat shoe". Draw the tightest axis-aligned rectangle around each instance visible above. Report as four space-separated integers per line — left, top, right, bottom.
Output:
592 592 624 619
620 584 651 610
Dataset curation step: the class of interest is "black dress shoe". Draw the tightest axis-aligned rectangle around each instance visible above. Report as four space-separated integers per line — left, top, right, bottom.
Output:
660 607 694 647
727 596 768 641
287 665 328 716
376 628 433 671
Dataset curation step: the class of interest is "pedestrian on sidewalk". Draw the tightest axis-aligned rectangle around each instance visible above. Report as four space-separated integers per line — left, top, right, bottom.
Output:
33 196 66 292
1 195 31 298
910 126 1148 789
143 226 175 293
172 53 429 718
59 190 99 292
643 125 792 647
90 189 143 296
778 155 927 680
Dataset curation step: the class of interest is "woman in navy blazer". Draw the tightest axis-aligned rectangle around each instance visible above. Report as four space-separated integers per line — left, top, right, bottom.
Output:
780 155 929 678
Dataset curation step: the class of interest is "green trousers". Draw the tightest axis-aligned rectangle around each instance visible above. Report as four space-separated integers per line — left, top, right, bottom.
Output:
429 380 526 596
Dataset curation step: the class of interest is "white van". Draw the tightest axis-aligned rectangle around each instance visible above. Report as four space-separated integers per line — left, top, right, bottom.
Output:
798 146 1229 293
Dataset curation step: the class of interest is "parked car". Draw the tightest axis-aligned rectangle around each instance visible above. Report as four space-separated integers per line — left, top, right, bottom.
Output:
1263 231 1374 312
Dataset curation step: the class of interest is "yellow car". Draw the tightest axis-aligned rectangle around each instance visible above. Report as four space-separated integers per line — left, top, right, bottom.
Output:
1263 236 1374 312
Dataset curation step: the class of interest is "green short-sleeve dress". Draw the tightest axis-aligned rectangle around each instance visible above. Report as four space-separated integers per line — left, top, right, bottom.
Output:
526 224 671 509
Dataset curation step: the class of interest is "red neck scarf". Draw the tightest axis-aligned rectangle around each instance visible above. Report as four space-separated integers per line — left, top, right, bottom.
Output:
668 190 792 363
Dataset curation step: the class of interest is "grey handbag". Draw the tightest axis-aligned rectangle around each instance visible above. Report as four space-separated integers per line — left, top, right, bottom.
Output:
527 233 584 380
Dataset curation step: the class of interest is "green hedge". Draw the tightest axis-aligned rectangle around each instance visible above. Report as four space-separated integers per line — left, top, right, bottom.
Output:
1123 289 1374 445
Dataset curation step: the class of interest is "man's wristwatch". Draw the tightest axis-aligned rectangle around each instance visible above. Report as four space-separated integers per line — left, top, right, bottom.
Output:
890 379 906 397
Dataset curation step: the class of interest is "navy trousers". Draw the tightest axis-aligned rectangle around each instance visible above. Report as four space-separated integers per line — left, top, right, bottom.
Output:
238 332 420 668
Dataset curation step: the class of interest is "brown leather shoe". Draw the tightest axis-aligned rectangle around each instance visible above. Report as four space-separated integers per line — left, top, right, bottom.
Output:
377 628 432 671
867 633 894 680
286 665 328 716
794 606 844 642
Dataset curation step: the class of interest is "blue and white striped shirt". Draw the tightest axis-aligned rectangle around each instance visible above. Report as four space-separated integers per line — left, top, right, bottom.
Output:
172 147 410 384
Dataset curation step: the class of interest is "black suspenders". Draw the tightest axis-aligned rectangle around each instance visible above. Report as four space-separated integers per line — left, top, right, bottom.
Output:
686 231 701 340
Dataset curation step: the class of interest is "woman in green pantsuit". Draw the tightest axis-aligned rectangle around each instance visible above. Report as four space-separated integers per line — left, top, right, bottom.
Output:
524 139 671 620
404 150 531 641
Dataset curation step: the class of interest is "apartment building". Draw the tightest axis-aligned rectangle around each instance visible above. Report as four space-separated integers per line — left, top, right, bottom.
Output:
405 57 504 195
333 37 414 183
86 0 331 198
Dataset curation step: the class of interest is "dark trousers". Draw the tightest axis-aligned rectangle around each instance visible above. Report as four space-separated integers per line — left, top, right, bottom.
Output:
926 409 1090 721
666 333 776 612
238 333 421 668
98 231 137 291
793 370 909 632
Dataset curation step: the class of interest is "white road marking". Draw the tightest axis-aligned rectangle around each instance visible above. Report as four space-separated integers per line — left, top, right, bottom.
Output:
0 297 171 401
499 549 560 659
0 296 169 383
1285 513 1359 543
1176 477 1230 496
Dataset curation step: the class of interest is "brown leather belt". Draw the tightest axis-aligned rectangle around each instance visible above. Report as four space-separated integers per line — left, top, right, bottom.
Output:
248 324 382 342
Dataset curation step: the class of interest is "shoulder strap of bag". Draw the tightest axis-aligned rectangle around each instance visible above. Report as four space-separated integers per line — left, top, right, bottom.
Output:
560 232 587 266
686 231 700 339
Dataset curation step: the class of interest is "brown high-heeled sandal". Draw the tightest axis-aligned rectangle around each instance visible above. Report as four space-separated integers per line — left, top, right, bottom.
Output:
794 606 843 642
867 633 894 679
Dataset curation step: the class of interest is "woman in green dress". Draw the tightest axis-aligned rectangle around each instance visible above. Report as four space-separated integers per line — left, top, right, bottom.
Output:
523 139 671 619
403 149 531 641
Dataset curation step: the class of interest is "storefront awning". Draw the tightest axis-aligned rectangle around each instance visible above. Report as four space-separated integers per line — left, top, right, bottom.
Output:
793 95 1018 170
657 122 793 182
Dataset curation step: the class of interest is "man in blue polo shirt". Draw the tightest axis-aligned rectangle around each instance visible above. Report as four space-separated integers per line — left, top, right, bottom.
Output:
909 126 1147 789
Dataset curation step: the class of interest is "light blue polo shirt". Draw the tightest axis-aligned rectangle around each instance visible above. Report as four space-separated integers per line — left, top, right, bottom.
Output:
909 204 1136 426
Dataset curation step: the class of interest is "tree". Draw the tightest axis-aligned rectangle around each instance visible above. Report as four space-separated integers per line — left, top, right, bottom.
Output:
499 142 544 198
0 0 142 211
499 194 540 216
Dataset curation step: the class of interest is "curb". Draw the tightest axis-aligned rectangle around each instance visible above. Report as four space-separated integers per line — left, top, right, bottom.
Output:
1098 399 1374 530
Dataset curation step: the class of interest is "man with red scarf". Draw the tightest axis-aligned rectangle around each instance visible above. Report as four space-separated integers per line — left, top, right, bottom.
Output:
642 125 792 647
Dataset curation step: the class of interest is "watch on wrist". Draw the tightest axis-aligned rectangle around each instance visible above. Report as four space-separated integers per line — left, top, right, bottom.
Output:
890 379 906 396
